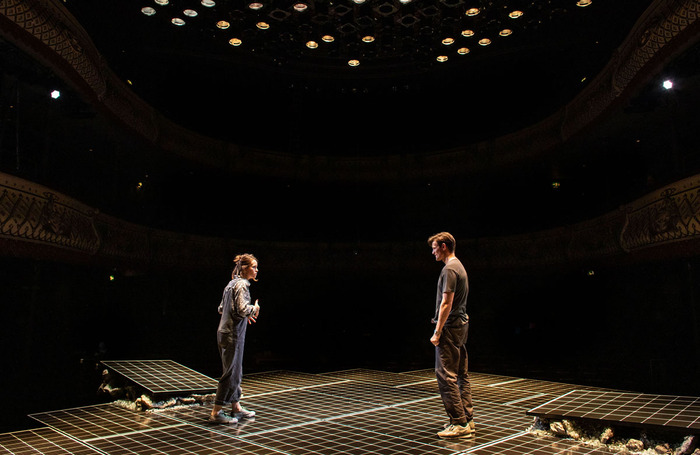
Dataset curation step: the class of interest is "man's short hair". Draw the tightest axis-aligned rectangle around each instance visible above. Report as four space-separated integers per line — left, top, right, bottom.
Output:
428 232 456 253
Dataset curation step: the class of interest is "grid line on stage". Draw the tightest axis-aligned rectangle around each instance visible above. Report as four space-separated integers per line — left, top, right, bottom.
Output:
527 390 700 432
6 369 698 454
101 360 218 396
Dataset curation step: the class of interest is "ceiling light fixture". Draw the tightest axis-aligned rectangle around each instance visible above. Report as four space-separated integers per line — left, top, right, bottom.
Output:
229 38 242 46
141 7 156 16
362 35 375 43
154 0 169 5
458 47 470 55
217 20 230 29
442 37 455 45
437 55 448 62
171 17 185 26
257 21 270 29
499 29 512 36
306 40 318 49
466 8 480 16
576 0 592 6
461 29 474 37
248 2 263 10
662 79 673 90
50 90 61 99
322 35 335 42
509 10 523 18
293 3 308 12
478 38 491 46
348 59 360 67
201 0 215 6
183 9 198 17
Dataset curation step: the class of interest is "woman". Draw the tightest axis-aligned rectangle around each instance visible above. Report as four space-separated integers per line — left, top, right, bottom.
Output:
209 254 260 424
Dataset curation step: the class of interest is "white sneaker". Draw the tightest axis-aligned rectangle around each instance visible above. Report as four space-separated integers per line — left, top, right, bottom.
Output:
437 423 475 439
233 406 256 419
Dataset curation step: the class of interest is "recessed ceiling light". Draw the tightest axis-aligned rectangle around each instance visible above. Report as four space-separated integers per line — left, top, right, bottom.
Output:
348 59 360 67
461 29 474 37
322 35 335 42
437 55 448 62
201 0 215 6
458 47 470 55
293 3 308 12
141 7 156 16
399 0 414 3
171 17 185 26
257 21 270 29
499 29 512 36
248 2 263 10
352 0 367 4
154 0 169 5
183 9 198 17
478 38 491 46
509 10 523 18
466 8 480 16
217 20 230 29
362 35 375 43
442 37 455 45
229 38 242 46
306 40 318 49
576 0 592 6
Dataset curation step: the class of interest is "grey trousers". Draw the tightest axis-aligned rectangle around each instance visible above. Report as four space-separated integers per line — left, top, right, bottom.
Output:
214 318 247 406
435 322 473 425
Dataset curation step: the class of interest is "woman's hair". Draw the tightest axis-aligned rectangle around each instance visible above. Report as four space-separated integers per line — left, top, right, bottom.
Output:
232 253 258 281
428 232 456 253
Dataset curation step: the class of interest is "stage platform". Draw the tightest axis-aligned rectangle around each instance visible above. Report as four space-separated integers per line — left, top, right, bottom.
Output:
1 366 698 454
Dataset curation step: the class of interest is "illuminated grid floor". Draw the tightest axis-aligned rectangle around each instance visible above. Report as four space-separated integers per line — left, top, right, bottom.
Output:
0 368 668 455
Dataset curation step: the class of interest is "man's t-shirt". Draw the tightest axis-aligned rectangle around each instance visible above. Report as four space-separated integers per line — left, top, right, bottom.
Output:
434 258 469 327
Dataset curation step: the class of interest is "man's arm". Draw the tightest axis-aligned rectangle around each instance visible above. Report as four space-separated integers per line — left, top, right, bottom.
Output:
430 291 454 346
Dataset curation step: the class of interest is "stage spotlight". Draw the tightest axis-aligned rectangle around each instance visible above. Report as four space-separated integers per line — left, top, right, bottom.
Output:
662 79 673 90
50 90 61 99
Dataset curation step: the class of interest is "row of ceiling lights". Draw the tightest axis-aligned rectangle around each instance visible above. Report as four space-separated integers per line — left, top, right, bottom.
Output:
141 0 593 66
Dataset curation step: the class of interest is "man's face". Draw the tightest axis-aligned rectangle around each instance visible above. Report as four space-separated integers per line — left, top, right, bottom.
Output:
431 241 447 262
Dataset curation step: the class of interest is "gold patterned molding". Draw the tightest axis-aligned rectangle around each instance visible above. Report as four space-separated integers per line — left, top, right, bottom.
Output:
1 172 699 271
0 0 698 182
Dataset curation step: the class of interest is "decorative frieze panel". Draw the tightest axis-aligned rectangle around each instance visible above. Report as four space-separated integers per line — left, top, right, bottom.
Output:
620 175 700 251
0 176 99 253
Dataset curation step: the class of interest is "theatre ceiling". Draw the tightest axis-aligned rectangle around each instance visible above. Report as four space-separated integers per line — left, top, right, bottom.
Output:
0 0 699 244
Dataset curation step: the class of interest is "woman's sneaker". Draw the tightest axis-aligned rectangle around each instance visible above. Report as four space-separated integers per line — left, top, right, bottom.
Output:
208 411 238 424
233 406 256 420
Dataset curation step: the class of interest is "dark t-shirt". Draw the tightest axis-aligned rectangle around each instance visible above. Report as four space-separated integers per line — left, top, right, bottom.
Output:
434 258 469 326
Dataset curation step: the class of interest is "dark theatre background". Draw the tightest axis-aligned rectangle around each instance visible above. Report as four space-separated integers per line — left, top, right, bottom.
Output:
1 0 700 434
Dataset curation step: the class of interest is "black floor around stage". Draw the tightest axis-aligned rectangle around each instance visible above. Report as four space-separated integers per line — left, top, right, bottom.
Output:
1 367 699 455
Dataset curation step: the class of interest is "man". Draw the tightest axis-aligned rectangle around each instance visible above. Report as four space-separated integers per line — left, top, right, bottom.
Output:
428 232 474 439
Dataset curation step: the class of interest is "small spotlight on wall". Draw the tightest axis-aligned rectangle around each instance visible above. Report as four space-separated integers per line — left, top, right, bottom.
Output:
662 79 673 90
50 90 61 99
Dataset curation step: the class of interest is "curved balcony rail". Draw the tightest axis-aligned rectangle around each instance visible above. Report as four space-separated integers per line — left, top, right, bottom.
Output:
2 171 699 271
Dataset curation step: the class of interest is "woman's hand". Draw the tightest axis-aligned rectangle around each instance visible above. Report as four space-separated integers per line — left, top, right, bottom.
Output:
248 300 260 324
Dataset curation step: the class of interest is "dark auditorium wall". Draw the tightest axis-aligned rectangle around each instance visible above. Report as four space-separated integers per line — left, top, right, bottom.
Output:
1 252 699 432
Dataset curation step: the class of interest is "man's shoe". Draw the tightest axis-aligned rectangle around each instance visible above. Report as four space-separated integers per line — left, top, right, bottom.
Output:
443 420 475 431
208 411 238 424
437 423 475 439
233 406 256 419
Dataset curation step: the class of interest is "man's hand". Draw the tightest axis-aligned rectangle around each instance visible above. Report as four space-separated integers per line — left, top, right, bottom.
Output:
430 331 441 346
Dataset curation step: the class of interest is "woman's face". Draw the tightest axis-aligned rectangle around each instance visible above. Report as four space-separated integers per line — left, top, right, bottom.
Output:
243 260 259 280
